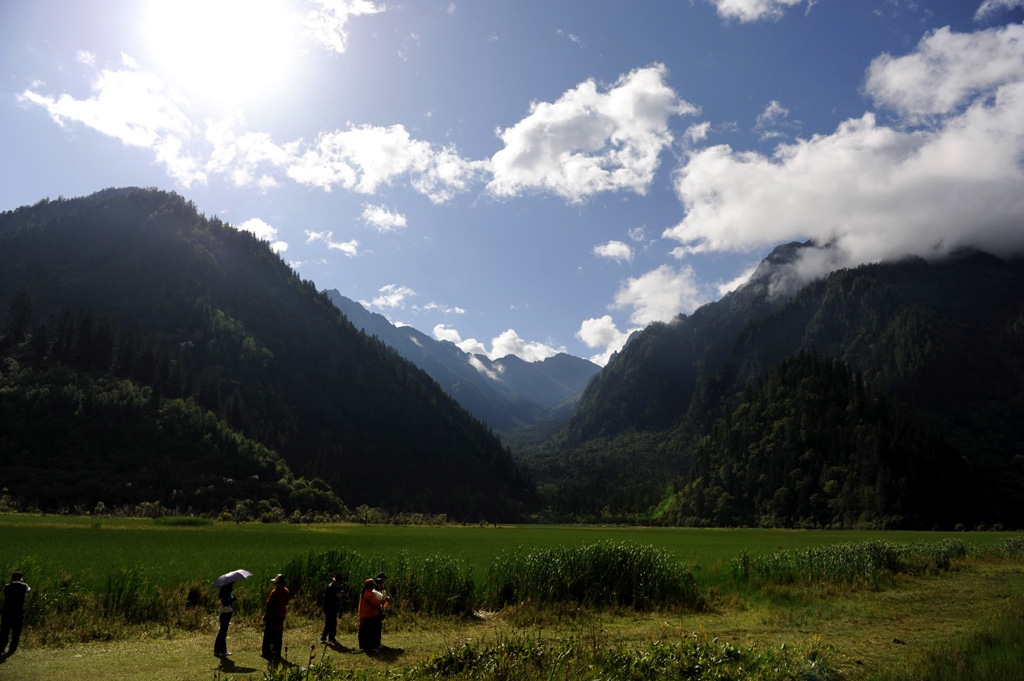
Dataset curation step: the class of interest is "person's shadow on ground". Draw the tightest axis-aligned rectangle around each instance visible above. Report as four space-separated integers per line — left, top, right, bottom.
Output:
370 646 405 663
324 640 353 654
265 655 297 670
215 656 257 674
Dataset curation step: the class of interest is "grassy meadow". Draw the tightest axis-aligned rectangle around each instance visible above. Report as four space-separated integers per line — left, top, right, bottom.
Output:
0 513 1022 680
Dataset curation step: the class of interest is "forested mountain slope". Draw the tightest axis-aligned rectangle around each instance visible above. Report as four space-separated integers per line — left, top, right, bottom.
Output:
529 246 1024 528
327 290 600 443
0 188 534 520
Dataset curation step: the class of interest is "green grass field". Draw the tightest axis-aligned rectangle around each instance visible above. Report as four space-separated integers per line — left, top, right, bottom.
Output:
1 514 1022 681
2 513 1011 590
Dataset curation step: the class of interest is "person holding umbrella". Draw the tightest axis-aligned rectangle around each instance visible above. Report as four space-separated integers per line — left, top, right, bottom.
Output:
261 574 290 659
212 569 251 658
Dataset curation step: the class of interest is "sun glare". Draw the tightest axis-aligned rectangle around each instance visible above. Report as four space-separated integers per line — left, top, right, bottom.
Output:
145 0 296 106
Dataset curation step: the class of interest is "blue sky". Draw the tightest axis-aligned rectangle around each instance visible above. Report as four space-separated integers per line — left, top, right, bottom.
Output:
3 0 1024 365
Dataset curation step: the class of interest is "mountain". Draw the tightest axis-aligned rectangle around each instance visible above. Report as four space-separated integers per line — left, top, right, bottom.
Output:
563 242 806 443
0 188 535 520
325 290 600 444
528 244 1024 529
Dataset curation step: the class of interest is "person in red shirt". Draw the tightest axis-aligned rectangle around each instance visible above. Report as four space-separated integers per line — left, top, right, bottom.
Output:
261 574 290 659
357 577 387 652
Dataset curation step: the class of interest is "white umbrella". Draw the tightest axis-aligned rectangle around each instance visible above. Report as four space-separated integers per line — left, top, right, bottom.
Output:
213 569 253 588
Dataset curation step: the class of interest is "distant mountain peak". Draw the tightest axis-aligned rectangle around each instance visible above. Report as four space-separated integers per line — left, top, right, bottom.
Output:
323 290 600 443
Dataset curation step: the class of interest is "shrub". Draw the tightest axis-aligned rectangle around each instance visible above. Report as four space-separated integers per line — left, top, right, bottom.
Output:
482 541 705 611
730 539 973 587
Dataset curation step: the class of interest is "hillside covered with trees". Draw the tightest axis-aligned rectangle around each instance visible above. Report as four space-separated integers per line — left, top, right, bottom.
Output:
0 188 535 521
526 247 1024 529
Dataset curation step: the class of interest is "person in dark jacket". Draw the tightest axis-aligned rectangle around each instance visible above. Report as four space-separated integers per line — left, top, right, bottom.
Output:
1 571 31 656
213 582 235 657
320 573 341 644
261 574 290 658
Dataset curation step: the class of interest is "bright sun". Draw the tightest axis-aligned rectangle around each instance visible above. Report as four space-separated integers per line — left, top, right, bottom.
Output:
144 0 296 106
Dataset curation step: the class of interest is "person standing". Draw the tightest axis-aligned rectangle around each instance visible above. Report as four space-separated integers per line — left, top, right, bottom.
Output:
1 571 31 656
320 573 341 644
357 577 387 652
213 582 235 657
261 574 290 659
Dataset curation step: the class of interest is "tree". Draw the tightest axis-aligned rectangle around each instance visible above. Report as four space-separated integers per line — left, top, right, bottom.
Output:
6 285 32 342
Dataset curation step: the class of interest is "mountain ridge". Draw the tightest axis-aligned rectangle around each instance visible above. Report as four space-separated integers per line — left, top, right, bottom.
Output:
0 188 535 520
325 289 600 443
528 244 1024 528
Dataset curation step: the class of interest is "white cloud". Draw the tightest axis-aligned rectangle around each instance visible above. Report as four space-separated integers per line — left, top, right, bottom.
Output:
372 284 416 309
865 25 1024 118
716 265 757 296
754 100 799 141
707 0 805 22
756 101 789 128
362 204 408 232
576 315 639 366
593 240 634 262
612 265 707 325
239 217 279 241
432 324 563 362
258 175 280 191
327 239 359 256
447 3 456 15
287 124 486 203
420 302 465 315
458 338 489 357
302 0 384 54
305 230 359 257
685 122 711 145
468 355 502 381
490 329 564 362
628 226 647 242
19 63 204 186
75 50 95 66
665 24 1024 291
240 217 290 254
238 217 289 254
433 323 463 343
205 114 298 185
975 0 1024 20
556 29 585 48
24 52 485 202
488 64 696 202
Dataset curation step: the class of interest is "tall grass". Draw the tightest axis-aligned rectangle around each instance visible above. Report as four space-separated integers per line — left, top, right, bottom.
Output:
280 548 475 616
0 564 214 645
730 539 974 587
481 541 705 611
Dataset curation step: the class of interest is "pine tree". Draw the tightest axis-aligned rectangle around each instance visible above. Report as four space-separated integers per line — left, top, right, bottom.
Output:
6 285 32 342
